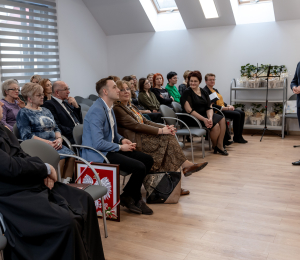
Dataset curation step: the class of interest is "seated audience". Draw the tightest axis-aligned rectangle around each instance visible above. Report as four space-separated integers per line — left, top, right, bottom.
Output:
203 73 247 144
151 73 173 107
123 76 139 99
1 79 25 131
116 80 163 123
147 73 154 88
113 81 208 195
165 71 181 103
0 101 105 260
43 81 82 144
178 70 191 95
82 76 154 215
39 78 53 102
30 74 42 83
138 78 160 112
131 74 138 94
180 71 228 156
17 83 75 183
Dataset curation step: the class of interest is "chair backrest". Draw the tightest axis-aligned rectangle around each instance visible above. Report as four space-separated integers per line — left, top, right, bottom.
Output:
13 123 21 139
82 110 87 120
79 103 90 112
81 98 94 107
89 94 98 101
73 124 83 145
20 139 61 174
289 94 297 101
74 96 84 104
172 102 182 113
159 105 177 125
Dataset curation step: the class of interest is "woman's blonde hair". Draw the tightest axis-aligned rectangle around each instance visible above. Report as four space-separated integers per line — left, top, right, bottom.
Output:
183 70 191 80
21 82 43 101
115 80 132 104
30 74 42 83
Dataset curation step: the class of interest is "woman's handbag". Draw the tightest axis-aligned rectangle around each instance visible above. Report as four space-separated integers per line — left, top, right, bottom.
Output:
143 172 181 204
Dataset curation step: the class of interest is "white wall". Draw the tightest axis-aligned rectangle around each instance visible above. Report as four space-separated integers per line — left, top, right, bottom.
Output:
107 20 300 130
56 0 108 98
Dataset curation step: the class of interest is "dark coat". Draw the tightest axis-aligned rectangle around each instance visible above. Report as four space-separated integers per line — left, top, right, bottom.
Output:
0 124 105 260
43 98 82 144
291 62 300 127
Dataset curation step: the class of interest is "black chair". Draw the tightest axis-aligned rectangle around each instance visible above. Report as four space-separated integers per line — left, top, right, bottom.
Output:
74 96 84 104
89 94 98 101
72 124 131 185
79 103 90 112
81 98 94 107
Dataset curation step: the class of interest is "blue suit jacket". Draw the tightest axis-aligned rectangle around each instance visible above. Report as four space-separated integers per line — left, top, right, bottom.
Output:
81 98 123 163
291 62 300 127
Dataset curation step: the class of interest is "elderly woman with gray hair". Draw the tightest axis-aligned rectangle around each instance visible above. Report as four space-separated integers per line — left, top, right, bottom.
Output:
16 82 75 183
1 79 25 131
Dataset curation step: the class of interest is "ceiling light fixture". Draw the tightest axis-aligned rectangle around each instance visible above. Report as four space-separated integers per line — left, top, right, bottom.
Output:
199 0 219 19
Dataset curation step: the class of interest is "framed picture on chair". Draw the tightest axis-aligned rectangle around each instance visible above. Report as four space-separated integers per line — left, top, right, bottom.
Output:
75 161 120 222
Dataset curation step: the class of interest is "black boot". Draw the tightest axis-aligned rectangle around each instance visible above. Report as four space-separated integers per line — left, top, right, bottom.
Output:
120 194 142 214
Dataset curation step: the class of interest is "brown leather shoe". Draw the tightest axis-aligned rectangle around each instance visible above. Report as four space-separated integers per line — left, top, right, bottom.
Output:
180 188 190 196
183 162 208 177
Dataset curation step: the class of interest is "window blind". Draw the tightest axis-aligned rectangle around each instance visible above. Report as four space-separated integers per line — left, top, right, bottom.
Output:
0 0 59 86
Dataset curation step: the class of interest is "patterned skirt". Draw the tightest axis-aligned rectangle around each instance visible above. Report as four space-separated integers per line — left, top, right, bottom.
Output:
141 134 186 172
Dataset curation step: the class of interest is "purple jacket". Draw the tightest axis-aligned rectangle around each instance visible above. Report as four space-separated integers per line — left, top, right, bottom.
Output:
1 99 21 131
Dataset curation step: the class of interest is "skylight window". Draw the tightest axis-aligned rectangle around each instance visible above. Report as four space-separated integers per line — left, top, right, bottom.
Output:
199 0 219 19
238 0 271 4
152 0 178 12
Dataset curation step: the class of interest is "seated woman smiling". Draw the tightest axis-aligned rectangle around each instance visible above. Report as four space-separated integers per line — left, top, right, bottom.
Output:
113 80 208 195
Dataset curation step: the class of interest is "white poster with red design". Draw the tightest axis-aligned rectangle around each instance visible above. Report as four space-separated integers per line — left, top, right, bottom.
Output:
75 161 120 222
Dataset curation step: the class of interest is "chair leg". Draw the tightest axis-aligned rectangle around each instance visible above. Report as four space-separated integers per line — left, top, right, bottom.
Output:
190 134 194 163
123 176 126 185
201 135 205 158
208 132 212 151
101 196 108 238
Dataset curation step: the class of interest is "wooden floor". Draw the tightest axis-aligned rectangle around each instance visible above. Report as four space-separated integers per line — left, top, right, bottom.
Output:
99 135 300 260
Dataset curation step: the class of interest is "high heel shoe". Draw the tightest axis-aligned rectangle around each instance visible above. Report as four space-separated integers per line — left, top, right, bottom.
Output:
214 146 229 156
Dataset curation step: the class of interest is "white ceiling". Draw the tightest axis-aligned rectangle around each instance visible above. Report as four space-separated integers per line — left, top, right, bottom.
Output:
82 0 155 36
272 0 300 21
83 0 300 35
175 0 236 29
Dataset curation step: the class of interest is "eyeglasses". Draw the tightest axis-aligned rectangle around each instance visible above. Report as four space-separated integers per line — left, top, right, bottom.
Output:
35 94 44 98
207 79 216 82
8 88 20 92
57 88 70 91
120 88 131 92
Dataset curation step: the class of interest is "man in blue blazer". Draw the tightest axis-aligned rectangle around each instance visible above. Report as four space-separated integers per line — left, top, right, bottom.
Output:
291 62 300 165
82 76 154 215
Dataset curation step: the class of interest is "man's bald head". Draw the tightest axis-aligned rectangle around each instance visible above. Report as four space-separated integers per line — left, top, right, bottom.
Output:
52 81 70 100
52 81 66 93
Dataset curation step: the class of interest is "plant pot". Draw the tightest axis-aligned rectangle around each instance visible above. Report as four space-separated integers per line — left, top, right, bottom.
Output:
250 116 263 125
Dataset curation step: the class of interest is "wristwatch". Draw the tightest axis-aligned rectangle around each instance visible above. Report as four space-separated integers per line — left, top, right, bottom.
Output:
119 137 125 144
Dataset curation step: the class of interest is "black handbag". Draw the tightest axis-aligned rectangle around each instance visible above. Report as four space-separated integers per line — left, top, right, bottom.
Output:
143 172 181 204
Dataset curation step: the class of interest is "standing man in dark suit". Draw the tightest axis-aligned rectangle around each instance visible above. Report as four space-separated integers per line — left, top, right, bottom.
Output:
291 62 300 165
43 81 82 144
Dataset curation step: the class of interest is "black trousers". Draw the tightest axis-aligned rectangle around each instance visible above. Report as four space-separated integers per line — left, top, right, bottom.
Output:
106 151 154 201
222 109 245 139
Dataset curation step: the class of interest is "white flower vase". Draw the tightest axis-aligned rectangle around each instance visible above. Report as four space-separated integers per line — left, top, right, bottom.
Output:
250 117 263 125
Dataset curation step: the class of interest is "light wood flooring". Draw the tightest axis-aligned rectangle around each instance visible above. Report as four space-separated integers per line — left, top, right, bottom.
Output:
99 134 300 260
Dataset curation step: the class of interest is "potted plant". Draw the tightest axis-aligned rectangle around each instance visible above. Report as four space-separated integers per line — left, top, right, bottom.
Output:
233 103 245 111
270 103 283 126
250 103 265 125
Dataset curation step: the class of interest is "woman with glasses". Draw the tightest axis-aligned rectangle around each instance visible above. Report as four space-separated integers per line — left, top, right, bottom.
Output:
1 79 25 131
203 73 247 144
16 82 75 183
113 80 208 195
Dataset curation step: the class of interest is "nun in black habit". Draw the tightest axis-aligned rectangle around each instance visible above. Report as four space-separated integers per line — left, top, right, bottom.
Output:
0 101 105 260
